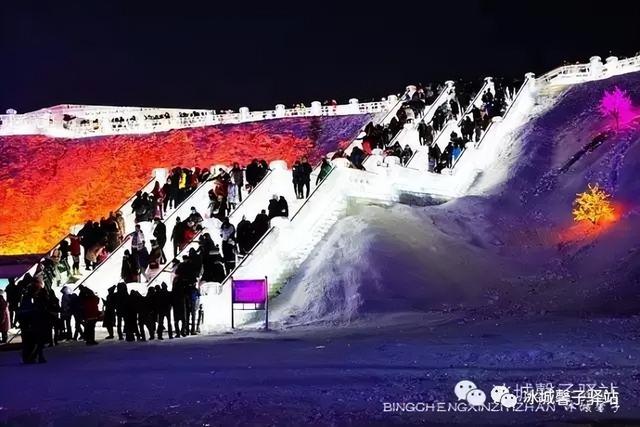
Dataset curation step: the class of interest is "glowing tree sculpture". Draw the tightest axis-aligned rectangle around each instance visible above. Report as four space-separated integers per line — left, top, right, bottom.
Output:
599 86 633 130
572 184 615 224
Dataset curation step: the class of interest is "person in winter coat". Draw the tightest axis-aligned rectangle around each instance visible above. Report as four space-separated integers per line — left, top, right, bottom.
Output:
103 285 117 339
60 286 74 340
5 278 20 328
401 145 413 166
135 246 150 282
185 283 200 335
19 283 49 364
69 289 85 341
348 146 366 170
123 290 140 341
58 239 71 274
300 157 313 198
236 216 253 255
252 210 270 241
292 160 304 199
171 280 187 337
245 159 260 190
277 196 289 217
141 287 157 340
121 249 140 283
316 158 333 185
202 243 226 283
267 196 279 219
78 285 100 345
230 162 244 202
153 218 167 263
115 282 128 340
148 240 163 271
220 217 236 272
0 290 10 343
115 211 126 242
161 177 174 213
187 207 204 227
182 221 198 250
227 180 239 211
69 235 82 276
155 283 172 340
171 217 185 257
131 224 145 252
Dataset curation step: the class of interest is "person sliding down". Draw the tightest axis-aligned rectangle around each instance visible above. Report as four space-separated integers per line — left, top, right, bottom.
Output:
187 207 203 227
268 196 279 219
277 196 289 217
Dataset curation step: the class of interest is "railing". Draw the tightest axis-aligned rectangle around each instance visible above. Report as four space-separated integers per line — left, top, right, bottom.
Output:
0 99 393 138
537 53 640 86
450 76 535 174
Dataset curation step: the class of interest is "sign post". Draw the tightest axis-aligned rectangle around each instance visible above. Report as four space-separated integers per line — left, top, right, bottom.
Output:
230 277 269 331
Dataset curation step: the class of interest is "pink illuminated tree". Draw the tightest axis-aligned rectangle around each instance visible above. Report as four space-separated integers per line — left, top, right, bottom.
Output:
599 86 633 130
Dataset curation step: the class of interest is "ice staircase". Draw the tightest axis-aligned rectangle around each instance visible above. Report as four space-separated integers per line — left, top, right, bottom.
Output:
16 171 162 295
204 73 541 331
405 77 495 170
148 97 404 295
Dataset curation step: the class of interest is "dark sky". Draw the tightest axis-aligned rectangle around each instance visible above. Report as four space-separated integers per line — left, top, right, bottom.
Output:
1 1 639 113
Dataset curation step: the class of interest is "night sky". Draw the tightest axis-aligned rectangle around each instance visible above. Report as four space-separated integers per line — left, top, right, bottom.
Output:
1 1 639 113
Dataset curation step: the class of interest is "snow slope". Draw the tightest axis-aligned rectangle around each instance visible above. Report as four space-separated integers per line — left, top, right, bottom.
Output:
272 72 640 327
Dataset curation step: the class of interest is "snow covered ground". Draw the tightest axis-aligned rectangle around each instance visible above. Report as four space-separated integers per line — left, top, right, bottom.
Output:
1 316 640 426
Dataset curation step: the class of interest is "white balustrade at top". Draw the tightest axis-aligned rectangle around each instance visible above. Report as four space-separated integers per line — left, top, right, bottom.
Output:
537 53 640 86
0 98 394 138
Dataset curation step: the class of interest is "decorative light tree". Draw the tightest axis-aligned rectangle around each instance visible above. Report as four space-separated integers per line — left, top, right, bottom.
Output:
599 86 634 130
572 184 615 224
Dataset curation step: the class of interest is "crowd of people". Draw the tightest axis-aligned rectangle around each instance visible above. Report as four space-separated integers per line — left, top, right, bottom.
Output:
428 81 510 173
1 274 103 362
167 191 289 291
1 268 207 363
1 157 280 362
356 78 513 174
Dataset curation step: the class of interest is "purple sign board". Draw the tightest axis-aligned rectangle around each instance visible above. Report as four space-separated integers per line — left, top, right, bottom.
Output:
232 279 268 304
